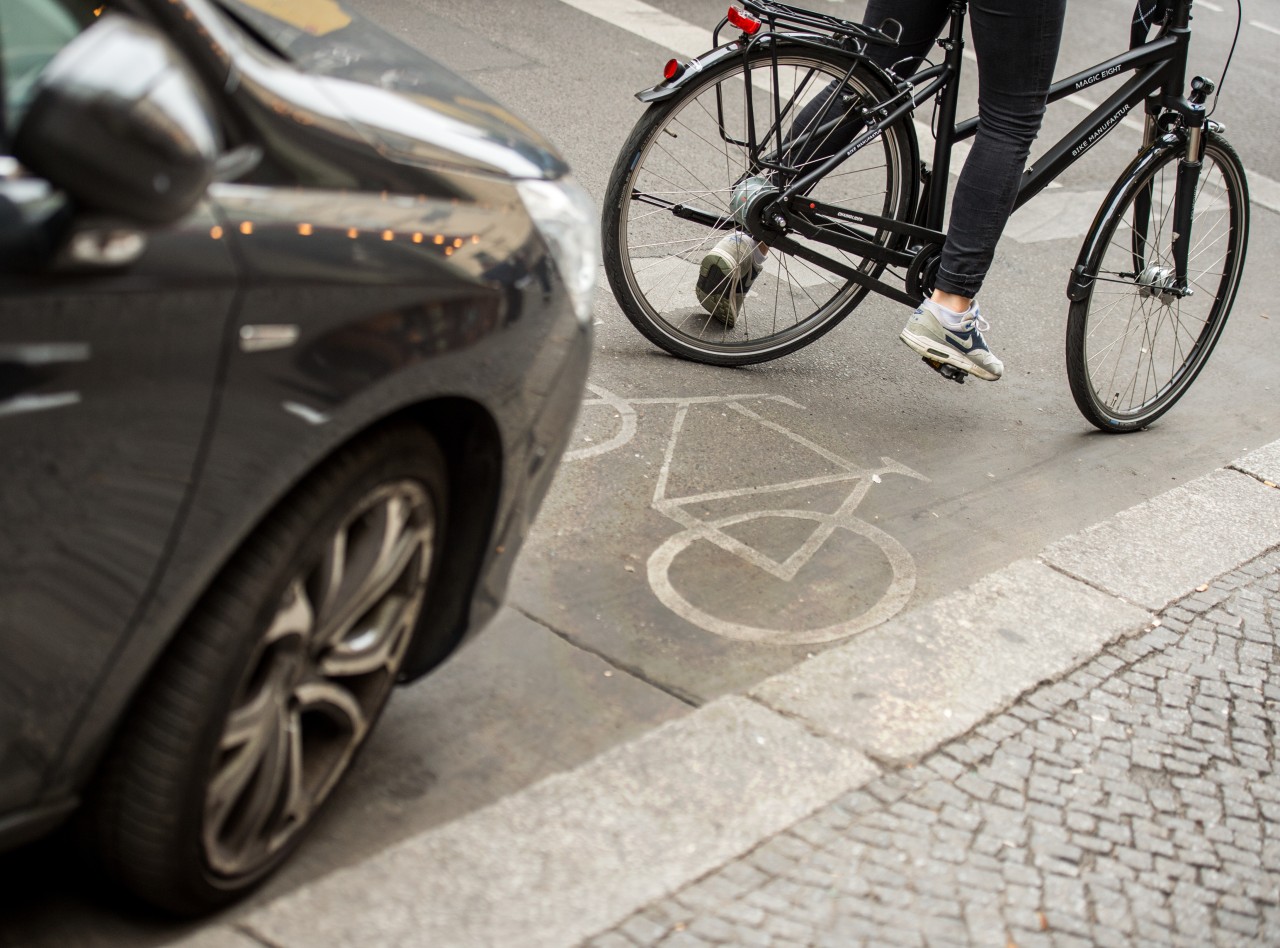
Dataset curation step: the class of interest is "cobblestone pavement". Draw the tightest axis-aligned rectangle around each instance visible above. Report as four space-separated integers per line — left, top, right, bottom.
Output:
586 550 1280 947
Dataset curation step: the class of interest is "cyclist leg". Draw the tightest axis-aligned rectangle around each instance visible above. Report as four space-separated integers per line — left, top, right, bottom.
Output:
698 1 949 324
938 0 1067 300
786 0 947 170
901 0 1067 381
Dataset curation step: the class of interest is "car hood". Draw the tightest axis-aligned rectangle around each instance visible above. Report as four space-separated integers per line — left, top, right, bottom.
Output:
216 0 569 180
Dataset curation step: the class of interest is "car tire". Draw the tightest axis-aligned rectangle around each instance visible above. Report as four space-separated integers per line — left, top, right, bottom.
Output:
83 424 448 915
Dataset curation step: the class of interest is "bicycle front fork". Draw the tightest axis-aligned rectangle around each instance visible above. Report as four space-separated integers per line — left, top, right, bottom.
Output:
1170 76 1218 295
1168 127 1214 294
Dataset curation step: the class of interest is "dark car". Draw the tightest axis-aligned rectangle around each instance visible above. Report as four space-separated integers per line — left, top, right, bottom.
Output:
0 0 592 915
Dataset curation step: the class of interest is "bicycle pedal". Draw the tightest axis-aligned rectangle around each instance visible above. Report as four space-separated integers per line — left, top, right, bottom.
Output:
922 357 966 384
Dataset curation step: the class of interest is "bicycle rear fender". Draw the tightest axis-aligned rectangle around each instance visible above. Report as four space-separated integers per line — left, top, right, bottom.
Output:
635 38 899 105
1066 131 1181 302
637 43 744 103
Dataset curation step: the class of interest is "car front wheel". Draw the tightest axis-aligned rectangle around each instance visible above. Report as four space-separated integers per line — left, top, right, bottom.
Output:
85 424 448 915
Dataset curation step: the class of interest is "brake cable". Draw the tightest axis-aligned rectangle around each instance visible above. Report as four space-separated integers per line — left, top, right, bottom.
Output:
1206 0 1241 118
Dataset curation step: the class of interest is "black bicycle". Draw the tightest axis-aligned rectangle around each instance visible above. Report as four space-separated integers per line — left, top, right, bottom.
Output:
601 0 1249 432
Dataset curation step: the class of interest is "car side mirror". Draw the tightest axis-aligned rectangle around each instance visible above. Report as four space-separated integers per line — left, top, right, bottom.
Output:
12 14 222 226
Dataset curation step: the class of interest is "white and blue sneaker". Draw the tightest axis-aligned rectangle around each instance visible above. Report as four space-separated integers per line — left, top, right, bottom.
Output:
899 299 1004 381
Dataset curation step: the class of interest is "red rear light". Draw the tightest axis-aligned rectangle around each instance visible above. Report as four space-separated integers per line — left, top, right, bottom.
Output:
727 6 761 35
663 58 684 81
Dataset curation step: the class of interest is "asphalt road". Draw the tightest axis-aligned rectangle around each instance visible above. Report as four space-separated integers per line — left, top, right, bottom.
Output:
3 0 1278 943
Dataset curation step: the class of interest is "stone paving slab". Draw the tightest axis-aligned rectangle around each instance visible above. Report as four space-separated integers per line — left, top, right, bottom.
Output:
589 550 1280 947
1041 468 1280 612
1233 441 1280 485
749 559 1151 765
230 697 877 948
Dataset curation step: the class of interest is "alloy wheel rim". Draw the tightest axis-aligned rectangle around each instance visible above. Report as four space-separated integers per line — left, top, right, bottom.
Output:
201 480 434 877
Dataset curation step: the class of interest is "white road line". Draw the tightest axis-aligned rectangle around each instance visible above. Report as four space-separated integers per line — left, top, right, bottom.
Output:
1199 0 1224 12
558 0 1280 214
553 0 719 59
1252 20 1280 37
1245 172 1280 217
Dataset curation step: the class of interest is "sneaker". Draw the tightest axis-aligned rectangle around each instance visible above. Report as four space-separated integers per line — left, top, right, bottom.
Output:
899 300 1004 381
696 233 762 329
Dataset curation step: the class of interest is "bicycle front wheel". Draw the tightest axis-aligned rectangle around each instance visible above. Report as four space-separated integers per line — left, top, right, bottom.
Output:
603 46 917 366
1066 132 1250 432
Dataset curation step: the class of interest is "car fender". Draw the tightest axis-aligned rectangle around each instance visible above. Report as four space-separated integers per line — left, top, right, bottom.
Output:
41 210 590 805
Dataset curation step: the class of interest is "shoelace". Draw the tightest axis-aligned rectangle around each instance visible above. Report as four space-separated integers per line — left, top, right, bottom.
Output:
921 300 990 335
956 304 990 335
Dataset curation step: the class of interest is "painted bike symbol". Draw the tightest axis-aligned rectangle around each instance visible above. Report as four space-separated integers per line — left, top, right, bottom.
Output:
565 384 928 646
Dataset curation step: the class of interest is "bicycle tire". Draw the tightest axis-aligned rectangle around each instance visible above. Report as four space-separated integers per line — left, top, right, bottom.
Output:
1066 131 1249 432
603 44 918 367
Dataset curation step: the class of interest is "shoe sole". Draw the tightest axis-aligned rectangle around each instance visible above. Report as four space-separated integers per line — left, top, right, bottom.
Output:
899 328 1000 381
696 257 740 329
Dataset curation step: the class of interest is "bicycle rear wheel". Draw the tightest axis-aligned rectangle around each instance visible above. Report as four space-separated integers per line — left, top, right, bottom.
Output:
603 45 917 366
1066 132 1249 432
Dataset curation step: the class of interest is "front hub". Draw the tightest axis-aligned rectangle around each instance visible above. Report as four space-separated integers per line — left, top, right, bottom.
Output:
1137 264 1188 306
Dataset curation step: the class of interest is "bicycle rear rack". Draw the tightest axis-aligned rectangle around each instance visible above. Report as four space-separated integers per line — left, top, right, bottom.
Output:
707 3 904 185
713 1 903 49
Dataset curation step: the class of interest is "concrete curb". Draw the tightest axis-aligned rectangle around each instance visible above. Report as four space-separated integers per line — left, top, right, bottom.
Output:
749 559 1151 765
178 440 1280 948
241 698 876 948
1040 469 1280 612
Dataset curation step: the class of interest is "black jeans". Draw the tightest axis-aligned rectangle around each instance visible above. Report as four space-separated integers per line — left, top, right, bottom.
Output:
793 0 1067 299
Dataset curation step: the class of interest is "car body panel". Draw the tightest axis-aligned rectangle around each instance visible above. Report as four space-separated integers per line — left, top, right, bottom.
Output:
0 201 237 813
0 0 590 849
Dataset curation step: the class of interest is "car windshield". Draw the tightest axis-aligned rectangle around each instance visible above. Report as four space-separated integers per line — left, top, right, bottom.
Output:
0 0 100 138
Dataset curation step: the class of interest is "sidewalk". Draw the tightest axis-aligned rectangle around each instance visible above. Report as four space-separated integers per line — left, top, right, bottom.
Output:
589 550 1280 947
181 441 1280 948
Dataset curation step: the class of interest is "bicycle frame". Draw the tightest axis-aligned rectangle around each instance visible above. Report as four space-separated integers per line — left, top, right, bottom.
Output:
720 0 1209 307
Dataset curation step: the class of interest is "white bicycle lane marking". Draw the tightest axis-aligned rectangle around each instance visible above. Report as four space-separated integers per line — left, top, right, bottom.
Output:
565 383 930 645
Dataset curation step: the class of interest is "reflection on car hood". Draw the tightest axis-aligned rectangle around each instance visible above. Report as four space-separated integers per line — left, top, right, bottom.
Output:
218 0 568 180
